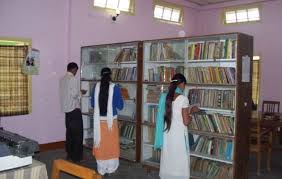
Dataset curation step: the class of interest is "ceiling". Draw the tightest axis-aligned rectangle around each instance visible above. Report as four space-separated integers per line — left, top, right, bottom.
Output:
185 0 241 6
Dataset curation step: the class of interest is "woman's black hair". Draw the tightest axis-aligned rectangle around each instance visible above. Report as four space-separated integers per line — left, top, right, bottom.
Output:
99 67 112 116
164 73 187 131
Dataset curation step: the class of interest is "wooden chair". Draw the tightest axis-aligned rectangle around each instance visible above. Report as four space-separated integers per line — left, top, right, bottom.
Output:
262 100 280 120
51 159 101 179
249 118 273 175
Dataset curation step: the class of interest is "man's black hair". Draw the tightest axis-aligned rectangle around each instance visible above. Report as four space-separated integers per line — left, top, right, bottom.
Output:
67 62 78 71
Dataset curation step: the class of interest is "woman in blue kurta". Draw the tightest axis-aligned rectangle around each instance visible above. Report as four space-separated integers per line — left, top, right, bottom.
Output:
91 67 124 175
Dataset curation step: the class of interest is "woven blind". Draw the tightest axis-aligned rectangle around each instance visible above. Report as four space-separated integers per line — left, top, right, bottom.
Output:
0 46 29 116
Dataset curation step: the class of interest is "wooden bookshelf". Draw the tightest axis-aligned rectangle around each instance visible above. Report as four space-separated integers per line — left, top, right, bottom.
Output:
140 33 253 179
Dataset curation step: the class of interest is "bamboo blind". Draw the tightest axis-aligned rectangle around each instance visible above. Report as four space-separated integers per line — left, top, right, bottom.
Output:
0 46 29 116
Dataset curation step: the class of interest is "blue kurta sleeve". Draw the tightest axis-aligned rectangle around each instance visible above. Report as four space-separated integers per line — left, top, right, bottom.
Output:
91 84 96 108
113 85 124 110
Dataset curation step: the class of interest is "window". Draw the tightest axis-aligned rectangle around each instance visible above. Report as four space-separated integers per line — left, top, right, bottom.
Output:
153 1 183 25
93 0 134 13
252 56 261 110
224 5 260 24
0 39 31 116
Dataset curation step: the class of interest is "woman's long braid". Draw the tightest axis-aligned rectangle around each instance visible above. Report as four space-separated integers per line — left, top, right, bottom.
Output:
164 82 178 131
99 72 111 115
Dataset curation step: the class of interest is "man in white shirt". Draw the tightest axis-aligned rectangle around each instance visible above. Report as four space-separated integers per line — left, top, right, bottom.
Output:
59 62 86 162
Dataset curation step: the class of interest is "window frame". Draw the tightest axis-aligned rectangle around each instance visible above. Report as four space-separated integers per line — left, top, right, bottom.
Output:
222 4 261 25
93 0 135 15
153 0 184 26
0 37 32 115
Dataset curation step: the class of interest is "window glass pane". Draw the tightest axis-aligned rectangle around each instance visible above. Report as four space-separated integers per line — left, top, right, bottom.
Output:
226 11 236 23
248 8 260 21
236 9 248 22
119 0 130 11
171 9 180 22
163 7 172 21
106 0 118 9
154 5 164 19
94 0 106 7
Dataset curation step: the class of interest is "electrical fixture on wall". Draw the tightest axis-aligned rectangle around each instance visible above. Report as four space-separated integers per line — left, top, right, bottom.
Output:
112 9 120 21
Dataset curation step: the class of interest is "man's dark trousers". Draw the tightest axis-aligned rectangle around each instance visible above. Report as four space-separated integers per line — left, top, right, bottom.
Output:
65 108 83 162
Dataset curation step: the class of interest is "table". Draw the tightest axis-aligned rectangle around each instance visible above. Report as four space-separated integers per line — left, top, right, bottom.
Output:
0 159 48 179
251 111 282 145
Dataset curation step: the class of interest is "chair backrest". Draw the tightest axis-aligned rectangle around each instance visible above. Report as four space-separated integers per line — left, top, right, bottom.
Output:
262 100 280 120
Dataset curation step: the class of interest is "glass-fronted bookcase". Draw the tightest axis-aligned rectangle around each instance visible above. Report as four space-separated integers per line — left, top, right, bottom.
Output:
80 41 143 162
141 38 186 167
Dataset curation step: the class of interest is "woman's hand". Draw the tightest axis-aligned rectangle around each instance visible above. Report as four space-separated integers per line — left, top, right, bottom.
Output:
189 104 200 114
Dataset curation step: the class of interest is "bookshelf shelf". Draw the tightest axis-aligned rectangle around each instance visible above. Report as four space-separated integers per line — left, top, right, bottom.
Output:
199 107 235 114
146 102 158 106
145 59 184 63
113 80 138 84
186 83 236 88
114 61 137 64
190 152 233 164
142 121 155 127
143 143 154 147
80 41 143 162
141 33 253 179
118 115 136 123
186 58 236 63
189 129 234 139
143 81 170 85
81 79 138 84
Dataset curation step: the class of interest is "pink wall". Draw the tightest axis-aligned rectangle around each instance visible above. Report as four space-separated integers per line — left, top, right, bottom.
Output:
0 0 197 144
194 0 282 109
0 0 68 143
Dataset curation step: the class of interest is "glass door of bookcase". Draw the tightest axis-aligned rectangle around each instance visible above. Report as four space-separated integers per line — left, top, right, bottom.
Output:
141 39 186 167
80 42 141 161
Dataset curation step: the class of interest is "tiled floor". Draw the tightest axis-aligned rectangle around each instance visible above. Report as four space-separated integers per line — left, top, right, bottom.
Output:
34 148 282 179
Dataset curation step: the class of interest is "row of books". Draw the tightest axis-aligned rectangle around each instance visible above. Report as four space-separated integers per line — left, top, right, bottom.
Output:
188 89 235 110
147 66 184 82
191 136 233 161
150 42 183 61
147 105 158 124
111 67 137 81
143 126 155 144
188 39 237 60
114 47 137 62
191 157 233 179
120 123 136 140
150 149 161 163
146 85 163 103
185 67 236 84
189 112 234 135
